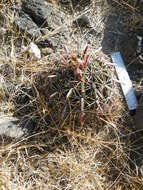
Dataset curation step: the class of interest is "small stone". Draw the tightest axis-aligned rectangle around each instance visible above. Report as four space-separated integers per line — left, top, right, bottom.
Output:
20 117 35 135
38 36 60 49
74 15 90 28
28 42 41 60
0 64 13 77
14 85 34 105
0 116 23 138
0 116 35 138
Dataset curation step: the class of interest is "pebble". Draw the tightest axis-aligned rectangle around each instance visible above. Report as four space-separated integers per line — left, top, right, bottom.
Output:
28 42 41 60
0 116 35 138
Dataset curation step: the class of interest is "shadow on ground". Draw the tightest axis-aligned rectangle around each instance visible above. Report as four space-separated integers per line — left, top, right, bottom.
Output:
101 0 143 175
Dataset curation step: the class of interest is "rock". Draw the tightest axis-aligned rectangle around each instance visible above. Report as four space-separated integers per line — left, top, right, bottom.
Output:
14 85 35 105
28 42 41 60
22 0 64 30
74 15 90 28
0 117 22 138
15 11 42 38
0 64 13 77
38 36 61 49
15 0 68 49
20 117 35 134
0 79 15 100
0 116 35 138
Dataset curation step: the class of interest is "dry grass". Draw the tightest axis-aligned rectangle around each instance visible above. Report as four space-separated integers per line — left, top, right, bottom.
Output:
0 0 143 189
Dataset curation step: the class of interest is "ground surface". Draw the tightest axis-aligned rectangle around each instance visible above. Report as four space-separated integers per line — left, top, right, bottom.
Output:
0 0 143 189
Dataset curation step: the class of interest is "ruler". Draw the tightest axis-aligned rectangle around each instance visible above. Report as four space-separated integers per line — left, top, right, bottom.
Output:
111 52 138 111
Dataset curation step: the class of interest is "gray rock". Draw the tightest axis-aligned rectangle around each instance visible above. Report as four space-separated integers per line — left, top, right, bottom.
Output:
15 0 68 47
74 15 90 28
0 116 35 138
22 0 64 30
38 36 61 49
0 117 22 138
15 11 42 38
14 85 35 105
20 117 35 134
0 63 13 77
